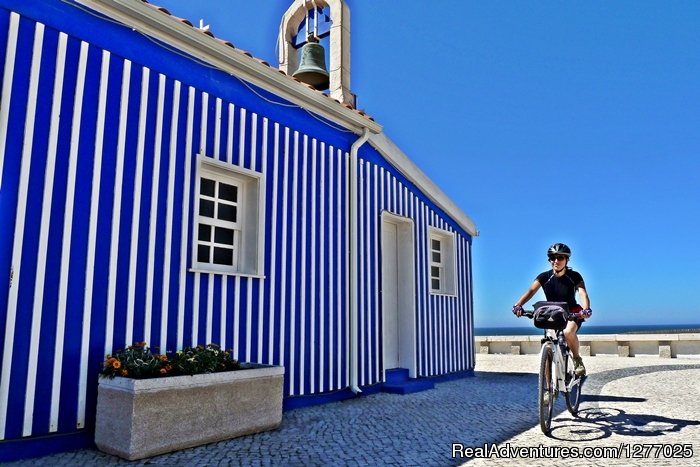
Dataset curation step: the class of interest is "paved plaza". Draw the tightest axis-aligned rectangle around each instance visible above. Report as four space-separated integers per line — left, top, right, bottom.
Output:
6 354 700 466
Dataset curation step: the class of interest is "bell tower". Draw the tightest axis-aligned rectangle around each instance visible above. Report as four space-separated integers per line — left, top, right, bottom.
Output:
278 0 354 107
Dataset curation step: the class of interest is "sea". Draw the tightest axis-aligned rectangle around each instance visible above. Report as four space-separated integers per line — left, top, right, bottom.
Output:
474 323 700 336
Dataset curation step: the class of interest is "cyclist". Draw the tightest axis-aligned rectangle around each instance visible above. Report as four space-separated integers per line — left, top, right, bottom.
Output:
512 243 592 376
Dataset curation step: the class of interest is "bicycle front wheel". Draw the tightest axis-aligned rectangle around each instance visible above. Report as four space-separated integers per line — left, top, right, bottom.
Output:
565 353 583 415
538 342 555 435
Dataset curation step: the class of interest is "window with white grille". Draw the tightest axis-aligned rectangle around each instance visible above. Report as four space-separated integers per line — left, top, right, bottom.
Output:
193 156 263 275
197 176 240 268
429 228 456 295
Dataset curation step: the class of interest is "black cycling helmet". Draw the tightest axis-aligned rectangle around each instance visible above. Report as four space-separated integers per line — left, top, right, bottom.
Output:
547 243 571 258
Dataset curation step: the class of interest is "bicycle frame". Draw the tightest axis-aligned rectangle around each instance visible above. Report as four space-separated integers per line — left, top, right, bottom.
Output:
540 329 570 394
521 307 585 435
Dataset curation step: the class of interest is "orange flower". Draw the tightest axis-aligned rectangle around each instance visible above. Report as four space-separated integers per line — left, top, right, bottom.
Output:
112 359 122 369
121 369 128 376
160 368 167 374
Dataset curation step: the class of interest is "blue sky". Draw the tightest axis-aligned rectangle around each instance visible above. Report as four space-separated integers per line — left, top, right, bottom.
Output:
154 1 700 328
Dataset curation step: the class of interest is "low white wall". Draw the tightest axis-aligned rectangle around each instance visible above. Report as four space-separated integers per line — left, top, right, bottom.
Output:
476 334 700 358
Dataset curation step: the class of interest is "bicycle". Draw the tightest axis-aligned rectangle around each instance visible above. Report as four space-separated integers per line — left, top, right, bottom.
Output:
519 302 587 435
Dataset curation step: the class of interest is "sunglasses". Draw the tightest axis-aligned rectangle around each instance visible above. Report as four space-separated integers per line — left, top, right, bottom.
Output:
549 256 567 262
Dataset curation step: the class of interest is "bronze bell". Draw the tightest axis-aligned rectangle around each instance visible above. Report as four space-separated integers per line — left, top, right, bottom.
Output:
293 39 329 91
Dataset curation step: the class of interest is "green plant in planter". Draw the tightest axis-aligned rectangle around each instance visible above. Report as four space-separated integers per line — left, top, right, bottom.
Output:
172 344 241 375
101 342 241 379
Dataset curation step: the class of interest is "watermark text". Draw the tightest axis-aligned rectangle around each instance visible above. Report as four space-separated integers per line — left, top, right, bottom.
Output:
451 443 694 460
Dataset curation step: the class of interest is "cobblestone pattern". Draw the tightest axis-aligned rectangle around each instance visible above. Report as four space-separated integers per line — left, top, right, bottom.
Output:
466 355 700 467
5 355 699 467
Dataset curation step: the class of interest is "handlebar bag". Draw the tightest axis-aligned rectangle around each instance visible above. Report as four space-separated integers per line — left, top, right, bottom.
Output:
532 301 570 330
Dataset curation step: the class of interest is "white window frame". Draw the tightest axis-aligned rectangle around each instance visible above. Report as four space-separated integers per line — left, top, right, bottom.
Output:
191 154 264 276
428 227 456 296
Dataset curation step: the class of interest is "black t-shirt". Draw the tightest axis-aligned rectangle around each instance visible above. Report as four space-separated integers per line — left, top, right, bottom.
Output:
536 269 585 308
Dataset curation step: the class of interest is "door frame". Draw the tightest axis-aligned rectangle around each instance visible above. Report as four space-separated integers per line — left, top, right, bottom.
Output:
380 212 417 378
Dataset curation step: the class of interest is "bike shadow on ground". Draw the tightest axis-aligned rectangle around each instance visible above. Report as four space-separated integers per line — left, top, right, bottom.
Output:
547 364 700 441
548 406 700 441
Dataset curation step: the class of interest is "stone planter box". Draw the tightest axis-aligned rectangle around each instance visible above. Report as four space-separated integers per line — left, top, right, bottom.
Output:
95 364 284 460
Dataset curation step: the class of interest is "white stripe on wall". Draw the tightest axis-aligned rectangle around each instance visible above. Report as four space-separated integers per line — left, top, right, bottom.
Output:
206 273 214 344
250 112 258 171
327 145 334 391
365 162 372 381
0 12 19 190
49 39 89 433
410 192 418 374
318 142 325 392
267 123 280 365
238 107 246 166
221 277 227 348
78 49 111 429
226 103 234 164
232 275 241 358
192 275 200 345
161 79 181 350
23 31 68 437
459 238 466 368
344 149 350 387
379 166 386 376
126 67 150 346
311 137 320 391
299 135 308 394
104 58 132 354
245 278 253 360
222 278 231 353
144 73 166 344
278 127 290 372
257 117 268 361
1 22 44 439
358 160 365 384
177 86 195 349
309 137 318 393
214 97 222 158
413 192 421 374
373 163 379 381
289 131 300 395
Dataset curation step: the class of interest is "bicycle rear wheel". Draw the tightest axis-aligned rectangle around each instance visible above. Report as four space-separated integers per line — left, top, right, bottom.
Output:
538 342 554 435
565 353 583 415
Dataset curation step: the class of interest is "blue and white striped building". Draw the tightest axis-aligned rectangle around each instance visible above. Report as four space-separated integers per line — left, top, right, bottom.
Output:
0 0 478 459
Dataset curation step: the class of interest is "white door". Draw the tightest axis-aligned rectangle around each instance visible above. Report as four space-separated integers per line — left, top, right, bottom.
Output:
382 221 400 369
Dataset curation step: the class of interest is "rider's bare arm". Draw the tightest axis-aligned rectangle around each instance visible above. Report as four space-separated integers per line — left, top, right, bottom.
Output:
514 280 542 315
577 283 590 310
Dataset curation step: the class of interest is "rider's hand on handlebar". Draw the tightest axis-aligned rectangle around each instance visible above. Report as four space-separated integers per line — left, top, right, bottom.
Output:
512 305 523 317
572 308 592 320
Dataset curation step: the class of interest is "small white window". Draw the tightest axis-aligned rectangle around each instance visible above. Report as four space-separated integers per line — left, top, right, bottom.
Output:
193 155 263 275
429 228 456 295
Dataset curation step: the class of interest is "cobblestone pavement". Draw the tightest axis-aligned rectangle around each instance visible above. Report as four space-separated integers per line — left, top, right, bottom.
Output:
465 355 700 467
6 355 700 466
